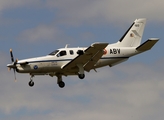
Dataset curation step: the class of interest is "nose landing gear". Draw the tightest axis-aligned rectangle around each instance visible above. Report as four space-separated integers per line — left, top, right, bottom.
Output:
29 75 34 87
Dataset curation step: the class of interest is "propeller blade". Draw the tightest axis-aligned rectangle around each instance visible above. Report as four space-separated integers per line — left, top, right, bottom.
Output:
9 49 17 82
14 59 18 65
13 69 17 82
10 49 14 62
8 67 11 71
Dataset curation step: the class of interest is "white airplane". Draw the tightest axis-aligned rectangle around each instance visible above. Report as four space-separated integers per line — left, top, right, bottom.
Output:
7 18 159 88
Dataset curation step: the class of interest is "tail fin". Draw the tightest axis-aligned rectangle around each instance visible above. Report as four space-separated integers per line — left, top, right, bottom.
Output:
118 18 146 47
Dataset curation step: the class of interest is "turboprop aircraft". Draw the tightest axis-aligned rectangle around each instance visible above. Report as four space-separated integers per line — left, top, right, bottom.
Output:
7 18 159 88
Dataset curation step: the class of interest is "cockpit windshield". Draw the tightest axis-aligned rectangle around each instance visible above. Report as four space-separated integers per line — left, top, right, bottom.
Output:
49 50 59 55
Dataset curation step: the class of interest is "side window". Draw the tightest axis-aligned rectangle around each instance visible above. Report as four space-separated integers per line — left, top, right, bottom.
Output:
57 50 67 57
69 50 74 55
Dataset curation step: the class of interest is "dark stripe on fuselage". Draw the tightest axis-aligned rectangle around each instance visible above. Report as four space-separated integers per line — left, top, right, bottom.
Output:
18 59 72 64
101 57 129 59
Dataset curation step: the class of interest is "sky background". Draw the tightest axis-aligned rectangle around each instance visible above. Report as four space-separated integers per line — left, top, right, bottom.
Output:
0 0 164 120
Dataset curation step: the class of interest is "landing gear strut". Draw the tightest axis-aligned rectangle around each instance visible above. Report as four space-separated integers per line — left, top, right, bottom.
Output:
77 64 85 79
29 75 34 87
57 75 65 88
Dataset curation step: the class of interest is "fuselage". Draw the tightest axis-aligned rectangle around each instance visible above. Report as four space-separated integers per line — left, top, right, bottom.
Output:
15 45 138 76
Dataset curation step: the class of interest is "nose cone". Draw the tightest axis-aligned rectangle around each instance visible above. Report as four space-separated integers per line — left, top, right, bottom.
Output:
7 63 16 68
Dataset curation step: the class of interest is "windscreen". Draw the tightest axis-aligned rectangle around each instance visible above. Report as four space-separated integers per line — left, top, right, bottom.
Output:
48 50 59 55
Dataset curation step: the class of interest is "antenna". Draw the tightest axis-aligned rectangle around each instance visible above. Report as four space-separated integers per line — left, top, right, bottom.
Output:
65 44 70 48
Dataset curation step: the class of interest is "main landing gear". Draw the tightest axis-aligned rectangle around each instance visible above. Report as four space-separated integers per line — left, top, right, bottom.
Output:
56 64 85 88
57 75 65 88
78 74 85 79
56 73 85 88
77 64 85 79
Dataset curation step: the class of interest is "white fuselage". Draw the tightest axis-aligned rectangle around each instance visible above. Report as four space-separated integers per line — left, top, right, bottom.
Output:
16 45 138 76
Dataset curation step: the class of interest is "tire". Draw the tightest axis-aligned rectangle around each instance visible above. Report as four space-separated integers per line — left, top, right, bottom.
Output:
58 81 65 88
78 74 85 79
29 81 34 87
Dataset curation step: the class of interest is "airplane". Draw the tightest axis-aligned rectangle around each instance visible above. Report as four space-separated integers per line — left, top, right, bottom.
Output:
7 18 159 88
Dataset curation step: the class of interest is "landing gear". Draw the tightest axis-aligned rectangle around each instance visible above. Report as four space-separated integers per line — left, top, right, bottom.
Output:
78 74 85 79
29 75 34 87
77 64 85 79
58 81 65 88
29 80 34 87
57 75 65 88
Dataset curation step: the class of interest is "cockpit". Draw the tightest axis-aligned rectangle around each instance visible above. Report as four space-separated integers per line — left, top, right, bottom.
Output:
49 50 59 55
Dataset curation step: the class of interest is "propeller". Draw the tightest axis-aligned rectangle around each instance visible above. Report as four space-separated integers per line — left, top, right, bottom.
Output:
10 49 14 62
9 49 17 82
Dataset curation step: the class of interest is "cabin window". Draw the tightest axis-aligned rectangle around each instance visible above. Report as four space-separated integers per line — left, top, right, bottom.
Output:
69 50 74 55
57 50 67 57
77 50 84 55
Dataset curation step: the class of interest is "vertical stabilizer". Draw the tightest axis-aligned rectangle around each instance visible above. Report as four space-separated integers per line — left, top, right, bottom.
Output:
118 18 146 47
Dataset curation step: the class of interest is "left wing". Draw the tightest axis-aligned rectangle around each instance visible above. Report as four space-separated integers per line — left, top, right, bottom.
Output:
62 43 109 72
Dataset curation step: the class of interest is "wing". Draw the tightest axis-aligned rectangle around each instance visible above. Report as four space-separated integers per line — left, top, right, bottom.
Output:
62 43 109 72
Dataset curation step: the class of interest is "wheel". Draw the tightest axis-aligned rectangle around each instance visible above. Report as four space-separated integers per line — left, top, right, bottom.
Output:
29 80 34 87
58 81 65 88
78 74 85 79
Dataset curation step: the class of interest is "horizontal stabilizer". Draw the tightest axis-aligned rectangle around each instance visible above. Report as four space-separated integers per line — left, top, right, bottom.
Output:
136 38 159 51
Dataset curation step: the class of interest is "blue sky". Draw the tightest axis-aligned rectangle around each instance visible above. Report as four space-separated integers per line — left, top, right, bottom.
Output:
1 0 164 120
